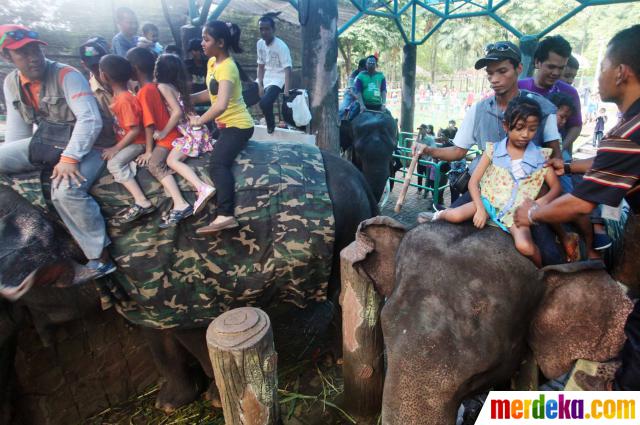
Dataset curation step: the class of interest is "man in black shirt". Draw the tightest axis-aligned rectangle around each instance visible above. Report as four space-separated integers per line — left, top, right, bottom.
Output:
184 38 206 94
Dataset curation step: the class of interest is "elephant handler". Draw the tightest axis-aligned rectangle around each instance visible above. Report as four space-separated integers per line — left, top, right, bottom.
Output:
413 41 563 203
0 25 116 281
515 25 640 391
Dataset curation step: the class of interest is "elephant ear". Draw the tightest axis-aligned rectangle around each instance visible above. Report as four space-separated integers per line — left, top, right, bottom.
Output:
530 261 633 379
340 216 406 298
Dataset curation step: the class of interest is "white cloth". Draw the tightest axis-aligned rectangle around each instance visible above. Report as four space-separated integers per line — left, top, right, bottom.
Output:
452 103 560 151
256 37 292 89
511 158 526 179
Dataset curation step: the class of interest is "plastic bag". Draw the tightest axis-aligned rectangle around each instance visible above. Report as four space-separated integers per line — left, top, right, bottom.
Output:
287 89 312 127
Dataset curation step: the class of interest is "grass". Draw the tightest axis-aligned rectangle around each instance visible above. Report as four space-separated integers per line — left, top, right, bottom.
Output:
85 314 358 425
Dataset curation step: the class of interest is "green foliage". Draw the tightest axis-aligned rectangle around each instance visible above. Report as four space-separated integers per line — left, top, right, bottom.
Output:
339 1 640 85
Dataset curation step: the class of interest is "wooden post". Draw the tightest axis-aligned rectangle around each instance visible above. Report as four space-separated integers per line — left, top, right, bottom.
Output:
339 242 385 419
206 307 280 425
301 0 340 153
400 43 417 135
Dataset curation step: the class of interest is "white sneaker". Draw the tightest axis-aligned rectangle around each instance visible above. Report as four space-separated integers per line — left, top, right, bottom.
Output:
417 210 443 224
193 185 215 215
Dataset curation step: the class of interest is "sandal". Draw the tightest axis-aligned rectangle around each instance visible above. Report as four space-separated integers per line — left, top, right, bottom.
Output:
196 216 239 235
159 205 193 229
117 204 156 224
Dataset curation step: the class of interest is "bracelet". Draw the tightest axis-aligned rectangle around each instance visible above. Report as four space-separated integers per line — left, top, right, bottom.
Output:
564 162 572 175
528 203 540 226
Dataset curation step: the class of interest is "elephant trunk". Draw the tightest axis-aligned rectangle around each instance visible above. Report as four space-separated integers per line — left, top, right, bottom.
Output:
359 162 390 203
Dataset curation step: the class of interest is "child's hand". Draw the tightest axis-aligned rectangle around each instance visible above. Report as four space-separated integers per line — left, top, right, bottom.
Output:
153 130 165 141
136 151 152 166
473 208 488 229
188 114 201 127
101 146 120 161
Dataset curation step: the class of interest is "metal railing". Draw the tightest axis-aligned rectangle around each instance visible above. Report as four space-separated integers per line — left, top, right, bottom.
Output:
388 130 482 209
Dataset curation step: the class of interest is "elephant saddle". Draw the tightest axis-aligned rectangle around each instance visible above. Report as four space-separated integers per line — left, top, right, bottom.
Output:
0 141 335 328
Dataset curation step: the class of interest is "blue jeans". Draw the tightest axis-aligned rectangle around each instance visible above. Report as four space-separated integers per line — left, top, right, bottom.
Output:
0 138 109 259
339 90 356 120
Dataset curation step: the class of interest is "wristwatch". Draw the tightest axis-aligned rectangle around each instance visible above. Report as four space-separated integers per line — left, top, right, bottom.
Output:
564 162 572 175
528 203 540 226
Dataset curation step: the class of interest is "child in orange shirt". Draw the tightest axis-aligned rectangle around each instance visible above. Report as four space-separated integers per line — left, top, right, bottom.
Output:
126 47 192 228
99 54 155 223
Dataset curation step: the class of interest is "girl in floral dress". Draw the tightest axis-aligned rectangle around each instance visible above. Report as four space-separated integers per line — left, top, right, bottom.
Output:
153 53 216 215
426 97 561 267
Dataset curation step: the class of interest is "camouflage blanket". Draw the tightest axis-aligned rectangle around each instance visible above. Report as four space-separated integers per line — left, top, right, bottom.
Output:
1 141 335 329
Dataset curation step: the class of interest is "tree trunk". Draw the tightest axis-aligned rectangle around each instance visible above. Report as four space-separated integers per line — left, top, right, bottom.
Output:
519 35 539 79
401 43 417 135
161 0 182 48
301 0 340 153
206 307 280 425
430 35 438 84
340 242 385 420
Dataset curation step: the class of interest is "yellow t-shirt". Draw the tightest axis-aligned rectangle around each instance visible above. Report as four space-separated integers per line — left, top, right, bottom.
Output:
207 56 254 129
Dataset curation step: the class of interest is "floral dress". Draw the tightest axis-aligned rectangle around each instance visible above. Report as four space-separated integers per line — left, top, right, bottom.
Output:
480 139 551 230
171 96 214 157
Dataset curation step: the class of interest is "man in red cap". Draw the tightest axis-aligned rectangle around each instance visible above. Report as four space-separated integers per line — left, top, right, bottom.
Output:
0 24 116 280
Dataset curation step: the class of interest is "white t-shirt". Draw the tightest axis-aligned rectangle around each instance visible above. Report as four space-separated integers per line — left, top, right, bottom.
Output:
256 37 292 89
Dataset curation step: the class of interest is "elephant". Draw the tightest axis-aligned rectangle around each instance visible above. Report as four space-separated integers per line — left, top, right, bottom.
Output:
0 141 378 414
340 110 397 202
342 217 633 425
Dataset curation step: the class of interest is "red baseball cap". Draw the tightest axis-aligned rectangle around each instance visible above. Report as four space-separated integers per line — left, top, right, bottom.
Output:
0 24 47 51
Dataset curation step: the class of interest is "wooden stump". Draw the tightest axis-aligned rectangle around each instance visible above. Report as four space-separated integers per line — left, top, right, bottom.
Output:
206 307 280 425
340 242 385 419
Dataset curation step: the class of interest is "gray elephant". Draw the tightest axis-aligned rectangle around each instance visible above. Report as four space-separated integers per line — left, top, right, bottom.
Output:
341 217 632 425
0 141 378 414
340 110 398 202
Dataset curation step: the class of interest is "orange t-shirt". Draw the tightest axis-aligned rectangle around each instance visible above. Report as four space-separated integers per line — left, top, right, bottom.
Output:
110 91 146 144
137 82 179 149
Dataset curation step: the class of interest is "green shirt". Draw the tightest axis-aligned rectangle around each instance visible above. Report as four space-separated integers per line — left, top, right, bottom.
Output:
355 71 386 106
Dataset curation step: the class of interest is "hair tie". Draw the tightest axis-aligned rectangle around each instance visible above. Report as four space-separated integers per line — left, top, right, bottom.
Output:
225 22 234 36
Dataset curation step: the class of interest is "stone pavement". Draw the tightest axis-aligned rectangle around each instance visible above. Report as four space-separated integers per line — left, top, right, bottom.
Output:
379 182 449 227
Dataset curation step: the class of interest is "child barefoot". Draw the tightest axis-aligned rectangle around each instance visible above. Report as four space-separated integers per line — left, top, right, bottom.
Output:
153 53 215 215
425 97 561 267
98 54 155 223
126 47 193 228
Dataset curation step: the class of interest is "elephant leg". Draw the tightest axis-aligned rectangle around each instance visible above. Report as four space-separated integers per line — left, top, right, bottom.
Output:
173 328 221 407
142 328 205 413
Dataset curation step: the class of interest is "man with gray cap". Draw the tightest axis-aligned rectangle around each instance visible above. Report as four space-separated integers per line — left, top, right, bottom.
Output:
413 41 562 178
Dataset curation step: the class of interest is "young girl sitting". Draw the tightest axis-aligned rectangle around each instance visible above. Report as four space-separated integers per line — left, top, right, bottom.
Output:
153 53 215 215
424 97 561 267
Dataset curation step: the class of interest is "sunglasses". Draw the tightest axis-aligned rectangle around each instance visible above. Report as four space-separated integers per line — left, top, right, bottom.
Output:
0 30 39 48
485 42 518 55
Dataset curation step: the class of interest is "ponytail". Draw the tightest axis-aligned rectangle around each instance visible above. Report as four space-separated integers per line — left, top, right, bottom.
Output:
205 20 243 54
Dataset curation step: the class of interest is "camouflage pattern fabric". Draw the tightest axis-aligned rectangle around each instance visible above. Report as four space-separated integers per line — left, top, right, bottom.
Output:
1 141 335 329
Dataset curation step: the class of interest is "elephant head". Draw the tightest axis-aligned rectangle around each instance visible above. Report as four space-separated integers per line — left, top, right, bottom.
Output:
0 186 99 328
340 110 397 202
342 217 633 425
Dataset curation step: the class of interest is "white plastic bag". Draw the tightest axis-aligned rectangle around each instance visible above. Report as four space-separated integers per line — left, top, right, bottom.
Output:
287 89 312 127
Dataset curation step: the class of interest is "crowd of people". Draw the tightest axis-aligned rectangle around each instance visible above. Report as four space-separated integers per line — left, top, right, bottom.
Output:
1 6 640 393
411 25 640 390
0 8 294 280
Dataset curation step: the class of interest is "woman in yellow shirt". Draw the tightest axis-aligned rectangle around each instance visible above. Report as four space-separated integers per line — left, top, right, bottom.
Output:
190 20 254 233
